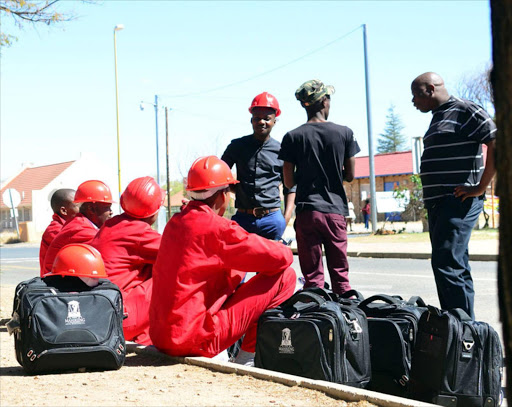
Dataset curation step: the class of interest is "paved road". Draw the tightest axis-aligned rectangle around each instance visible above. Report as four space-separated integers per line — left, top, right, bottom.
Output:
0 244 505 402
0 244 500 331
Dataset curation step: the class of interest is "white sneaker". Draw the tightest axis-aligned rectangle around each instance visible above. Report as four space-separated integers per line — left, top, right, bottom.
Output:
212 349 230 362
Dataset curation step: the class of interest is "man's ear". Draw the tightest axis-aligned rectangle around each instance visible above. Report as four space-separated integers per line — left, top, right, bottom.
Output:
427 84 435 96
59 206 67 217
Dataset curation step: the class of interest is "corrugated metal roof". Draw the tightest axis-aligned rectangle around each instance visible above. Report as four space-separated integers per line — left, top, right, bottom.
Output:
354 151 413 179
0 161 75 207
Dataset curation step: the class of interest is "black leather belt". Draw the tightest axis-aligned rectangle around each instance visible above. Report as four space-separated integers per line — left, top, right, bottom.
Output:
237 207 280 218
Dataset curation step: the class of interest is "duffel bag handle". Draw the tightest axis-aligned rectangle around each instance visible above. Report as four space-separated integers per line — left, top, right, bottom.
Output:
449 308 473 322
283 290 327 307
339 289 365 302
301 287 339 302
359 294 402 309
406 296 427 307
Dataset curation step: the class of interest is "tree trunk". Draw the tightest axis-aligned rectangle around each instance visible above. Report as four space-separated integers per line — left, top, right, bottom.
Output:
490 0 512 397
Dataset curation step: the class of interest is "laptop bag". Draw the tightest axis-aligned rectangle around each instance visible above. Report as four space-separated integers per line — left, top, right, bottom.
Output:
358 293 427 396
254 288 371 388
7 276 126 374
410 305 503 407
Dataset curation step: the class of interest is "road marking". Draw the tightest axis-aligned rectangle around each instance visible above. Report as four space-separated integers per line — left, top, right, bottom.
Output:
1 260 38 264
0 265 39 271
354 271 497 282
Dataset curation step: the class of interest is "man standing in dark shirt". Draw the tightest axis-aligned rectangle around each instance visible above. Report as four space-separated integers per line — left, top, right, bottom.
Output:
411 72 496 319
222 92 296 241
279 80 360 295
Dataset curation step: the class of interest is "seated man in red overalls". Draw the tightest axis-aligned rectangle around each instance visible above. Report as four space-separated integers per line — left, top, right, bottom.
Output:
39 188 80 275
91 177 164 345
42 180 113 276
149 156 295 366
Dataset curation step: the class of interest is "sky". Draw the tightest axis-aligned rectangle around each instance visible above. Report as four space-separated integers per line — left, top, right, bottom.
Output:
0 0 493 190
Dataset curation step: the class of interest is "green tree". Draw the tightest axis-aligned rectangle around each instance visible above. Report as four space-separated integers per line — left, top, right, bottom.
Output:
393 174 428 232
377 105 408 154
0 0 92 47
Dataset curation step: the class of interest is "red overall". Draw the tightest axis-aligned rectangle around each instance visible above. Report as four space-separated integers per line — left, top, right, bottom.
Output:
149 200 295 357
42 214 98 276
91 213 160 345
39 214 66 275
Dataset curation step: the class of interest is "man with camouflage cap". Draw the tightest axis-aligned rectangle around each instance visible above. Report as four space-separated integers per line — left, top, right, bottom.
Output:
279 79 360 295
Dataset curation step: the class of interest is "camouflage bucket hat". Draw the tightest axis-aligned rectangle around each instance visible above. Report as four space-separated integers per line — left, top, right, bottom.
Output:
295 79 335 106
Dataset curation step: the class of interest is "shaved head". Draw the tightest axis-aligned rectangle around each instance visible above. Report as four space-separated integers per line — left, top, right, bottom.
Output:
411 72 450 113
50 188 80 220
412 72 445 89
50 189 75 213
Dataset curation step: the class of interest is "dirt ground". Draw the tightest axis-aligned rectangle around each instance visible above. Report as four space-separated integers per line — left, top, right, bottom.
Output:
0 285 377 407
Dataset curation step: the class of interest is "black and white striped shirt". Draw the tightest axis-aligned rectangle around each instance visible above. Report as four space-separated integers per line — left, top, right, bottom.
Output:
420 96 496 207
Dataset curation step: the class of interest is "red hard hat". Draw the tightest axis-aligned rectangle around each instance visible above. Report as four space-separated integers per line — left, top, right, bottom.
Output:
248 92 281 117
74 180 113 204
45 244 107 279
121 176 164 219
186 156 239 191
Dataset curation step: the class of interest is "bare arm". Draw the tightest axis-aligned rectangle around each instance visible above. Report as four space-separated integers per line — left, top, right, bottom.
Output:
454 139 496 201
283 192 296 226
343 156 356 182
283 161 295 190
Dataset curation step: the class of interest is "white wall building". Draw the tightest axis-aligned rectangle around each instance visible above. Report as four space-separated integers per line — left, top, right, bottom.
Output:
1 153 120 239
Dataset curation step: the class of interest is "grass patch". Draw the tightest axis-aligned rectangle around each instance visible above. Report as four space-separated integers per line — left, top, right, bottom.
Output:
0 231 21 245
351 228 498 244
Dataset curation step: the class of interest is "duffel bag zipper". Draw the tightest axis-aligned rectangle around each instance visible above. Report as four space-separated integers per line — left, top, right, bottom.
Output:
19 288 58 320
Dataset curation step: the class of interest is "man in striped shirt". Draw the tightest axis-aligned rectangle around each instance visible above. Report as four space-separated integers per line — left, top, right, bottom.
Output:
411 72 496 319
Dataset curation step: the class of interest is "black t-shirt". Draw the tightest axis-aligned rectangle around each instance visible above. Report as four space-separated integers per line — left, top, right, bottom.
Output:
279 122 360 215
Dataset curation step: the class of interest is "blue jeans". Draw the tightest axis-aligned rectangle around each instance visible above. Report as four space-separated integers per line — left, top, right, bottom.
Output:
231 210 286 240
427 195 483 319
363 214 370 229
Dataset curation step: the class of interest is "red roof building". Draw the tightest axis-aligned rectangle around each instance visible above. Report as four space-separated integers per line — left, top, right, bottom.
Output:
344 150 415 221
1 161 75 208
1 155 119 238
354 151 413 179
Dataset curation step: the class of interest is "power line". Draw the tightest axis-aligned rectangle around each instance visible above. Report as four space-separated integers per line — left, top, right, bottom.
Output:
159 25 362 99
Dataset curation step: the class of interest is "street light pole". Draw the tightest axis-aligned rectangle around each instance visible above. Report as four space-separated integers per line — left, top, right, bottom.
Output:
154 95 160 185
114 24 124 206
362 23 378 233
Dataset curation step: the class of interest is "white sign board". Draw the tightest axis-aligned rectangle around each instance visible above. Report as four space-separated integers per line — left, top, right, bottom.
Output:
375 191 410 213
2 188 21 208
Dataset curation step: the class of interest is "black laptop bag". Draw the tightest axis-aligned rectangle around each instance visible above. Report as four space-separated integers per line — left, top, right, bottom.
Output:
357 294 427 397
409 305 503 407
255 288 371 388
7 276 126 374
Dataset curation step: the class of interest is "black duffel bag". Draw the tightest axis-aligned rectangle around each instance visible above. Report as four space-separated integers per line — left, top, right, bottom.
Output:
255 287 371 388
7 276 126 374
410 305 503 407
358 293 427 397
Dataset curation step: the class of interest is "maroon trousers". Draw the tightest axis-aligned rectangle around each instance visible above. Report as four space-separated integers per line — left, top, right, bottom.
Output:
295 210 351 295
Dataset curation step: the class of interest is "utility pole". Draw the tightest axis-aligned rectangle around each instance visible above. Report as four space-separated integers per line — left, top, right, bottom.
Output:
363 24 377 233
165 107 171 220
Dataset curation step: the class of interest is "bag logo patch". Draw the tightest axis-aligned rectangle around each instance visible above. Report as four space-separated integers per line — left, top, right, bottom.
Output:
65 300 85 325
279 328 295 354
